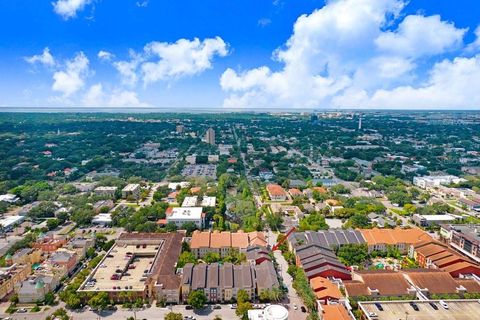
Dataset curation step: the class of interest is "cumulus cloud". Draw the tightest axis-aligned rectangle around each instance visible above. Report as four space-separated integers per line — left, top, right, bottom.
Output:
82 83 147 107
52 0 92 20
141 37 228 84
97 50 114 61
334 55 480 109
113 50 143 86
375 15 466 58
25 47 56 67
52 52 90 96
221 0 474 109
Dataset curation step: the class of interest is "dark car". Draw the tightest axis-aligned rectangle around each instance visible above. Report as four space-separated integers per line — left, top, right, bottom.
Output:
429 302 438 310
213 305 221 309
409 302 419 311
300 306 307 313
375 303 384 311
185 305 193 310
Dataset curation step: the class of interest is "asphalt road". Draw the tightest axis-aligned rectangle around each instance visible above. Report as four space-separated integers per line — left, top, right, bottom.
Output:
268 230 307 320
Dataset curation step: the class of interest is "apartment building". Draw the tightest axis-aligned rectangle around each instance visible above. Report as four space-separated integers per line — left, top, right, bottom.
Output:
122 184 141 200
411 240 480 277
360 228 431 254
190 231 267 258
181 261 279 303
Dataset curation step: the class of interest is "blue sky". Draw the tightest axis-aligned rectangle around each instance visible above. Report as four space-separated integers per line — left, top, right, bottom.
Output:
1 0 480 109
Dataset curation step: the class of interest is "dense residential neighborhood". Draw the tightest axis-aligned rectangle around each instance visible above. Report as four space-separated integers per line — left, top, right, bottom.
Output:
1 111 480 320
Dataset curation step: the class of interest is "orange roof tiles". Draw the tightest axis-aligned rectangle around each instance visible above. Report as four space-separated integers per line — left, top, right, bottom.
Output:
455 279 480 293
289 188 303 196
357 270 412 296
321 305 351 320
248 232 267 247
360 228 431 245
190 187 201 194
231 232 249 249
266 184 287 197
310 277 342 300
344 281 370 297
443 261 480 273
210 231 232 248
190 231 210 249
313 186 327 194
191 231 267 250
404 270 459 294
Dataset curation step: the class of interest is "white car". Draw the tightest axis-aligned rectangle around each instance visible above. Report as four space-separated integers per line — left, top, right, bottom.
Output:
293 304 298 310
439 300 449 309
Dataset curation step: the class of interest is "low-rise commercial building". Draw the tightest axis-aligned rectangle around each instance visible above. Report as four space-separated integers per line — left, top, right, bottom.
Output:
122 184 141 200
94 186 118 198
413 175 466 189
166 207 205 229
412 214 458 227
78 232 183 303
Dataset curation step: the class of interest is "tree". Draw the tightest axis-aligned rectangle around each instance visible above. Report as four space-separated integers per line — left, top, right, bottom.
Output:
177 251 196 268
337 244 369 266
345 214 371 229
181 221 198 234
204 252 221 263
187 290 207 309
165 312 183 320
88 292 110 311
299 212 328 231
236 289 252 320
44 291 55 305
46 218 60 230
86 247 97 259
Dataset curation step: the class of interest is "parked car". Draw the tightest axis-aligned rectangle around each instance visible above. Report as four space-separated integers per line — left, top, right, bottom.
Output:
300 306 307 313
409 302 419 311
439 300 449 309
185 305 193 310
374 303 384 311
429 302 438 310
213 305 221 309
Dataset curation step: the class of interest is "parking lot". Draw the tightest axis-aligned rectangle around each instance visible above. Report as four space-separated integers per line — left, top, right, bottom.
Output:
360 300 480 320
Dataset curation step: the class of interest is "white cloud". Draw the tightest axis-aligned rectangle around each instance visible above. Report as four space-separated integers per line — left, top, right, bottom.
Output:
221 0 473 109
141 37 228 84
113 50 143 86
108 90 144 107
52 0 92 20
52 52 90 96
25 47 56 67
98 50 114 61
82 83 147 107
334 55 480 109
82 83 104 106
376 15 466 58
136 1 149 8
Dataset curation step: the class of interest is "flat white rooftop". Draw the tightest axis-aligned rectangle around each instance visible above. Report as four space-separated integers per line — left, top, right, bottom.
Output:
182 196 198 207
168 207 203 220
122 184 140 192
201 196 216 207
